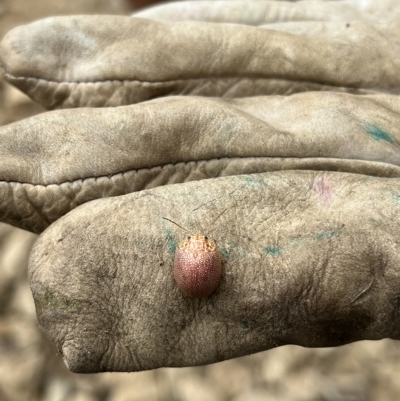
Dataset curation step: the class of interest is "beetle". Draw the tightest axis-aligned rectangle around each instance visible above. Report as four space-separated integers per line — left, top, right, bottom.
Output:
163 209 226 298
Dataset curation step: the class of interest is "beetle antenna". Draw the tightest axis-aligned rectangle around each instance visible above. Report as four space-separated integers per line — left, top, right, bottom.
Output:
205 209 227 236
163 217 191 234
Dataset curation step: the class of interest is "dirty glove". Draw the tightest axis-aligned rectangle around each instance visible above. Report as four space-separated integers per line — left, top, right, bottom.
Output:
1 0 400 373
2 1 400 109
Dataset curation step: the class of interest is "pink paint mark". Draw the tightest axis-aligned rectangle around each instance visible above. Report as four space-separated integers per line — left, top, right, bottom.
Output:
311 176 334 207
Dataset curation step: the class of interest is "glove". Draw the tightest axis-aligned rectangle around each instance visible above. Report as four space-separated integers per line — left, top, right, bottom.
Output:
1 0 400 373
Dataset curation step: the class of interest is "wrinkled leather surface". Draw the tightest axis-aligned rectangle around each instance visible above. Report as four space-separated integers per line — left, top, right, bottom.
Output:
1 93 400 232
30 171 400 372
134 0 400 24
2 15 400 109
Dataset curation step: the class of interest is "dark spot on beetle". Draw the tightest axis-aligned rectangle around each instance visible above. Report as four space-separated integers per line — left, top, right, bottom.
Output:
187 236 191 239
346 23 350 28
159 262 164 266
205 236 208 240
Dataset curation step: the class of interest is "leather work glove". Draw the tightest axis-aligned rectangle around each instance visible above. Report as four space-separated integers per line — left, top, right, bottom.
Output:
1 0 400 373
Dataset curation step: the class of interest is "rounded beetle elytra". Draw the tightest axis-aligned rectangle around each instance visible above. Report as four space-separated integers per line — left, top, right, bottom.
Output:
163 209 226 298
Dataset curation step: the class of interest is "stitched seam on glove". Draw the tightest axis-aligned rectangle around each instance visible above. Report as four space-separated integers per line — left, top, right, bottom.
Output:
1 157 399 187
4 72 374 91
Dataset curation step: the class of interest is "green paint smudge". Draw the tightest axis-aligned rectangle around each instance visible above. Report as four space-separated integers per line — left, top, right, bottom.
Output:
35 291 81 311
368 217 383 227
264 246 281 256
365 124 393 143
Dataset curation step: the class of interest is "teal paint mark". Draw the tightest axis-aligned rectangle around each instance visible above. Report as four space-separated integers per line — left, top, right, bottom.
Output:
314 230 339 240
220 247 231 260
278 228 342 254
395 194 400 202
264 246 281 256
237 246 247 256
243 175 266 187
162 223 176 254
365 124 393 143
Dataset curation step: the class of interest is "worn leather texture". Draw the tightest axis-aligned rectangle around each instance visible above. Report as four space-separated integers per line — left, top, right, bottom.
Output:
2 15 400 109
2 0 400 373
1 93 400 232
29 171 400 372
134 0 400 24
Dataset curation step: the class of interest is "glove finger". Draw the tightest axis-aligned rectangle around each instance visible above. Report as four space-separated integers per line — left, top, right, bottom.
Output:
1 16 399 108
133 0 361 24
1 93 400 233
29 171 400 373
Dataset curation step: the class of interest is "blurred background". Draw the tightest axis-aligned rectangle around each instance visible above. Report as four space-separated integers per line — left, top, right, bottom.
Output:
1 1 400 400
